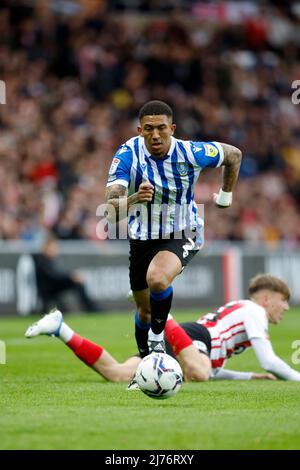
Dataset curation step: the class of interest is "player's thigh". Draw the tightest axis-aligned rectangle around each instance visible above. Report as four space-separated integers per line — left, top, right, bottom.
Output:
133 288 151 323
177 345 211 382
147 251 182 289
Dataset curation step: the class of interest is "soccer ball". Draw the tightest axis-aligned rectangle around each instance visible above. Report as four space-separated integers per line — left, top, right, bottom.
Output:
135 353 183 399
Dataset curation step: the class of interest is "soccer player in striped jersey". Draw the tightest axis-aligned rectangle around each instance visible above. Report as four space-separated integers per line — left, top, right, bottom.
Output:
25 274 300 382
105 100 242 357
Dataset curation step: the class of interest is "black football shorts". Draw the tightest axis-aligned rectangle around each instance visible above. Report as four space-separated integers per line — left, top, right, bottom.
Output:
129 229 201 291
166 322 212 358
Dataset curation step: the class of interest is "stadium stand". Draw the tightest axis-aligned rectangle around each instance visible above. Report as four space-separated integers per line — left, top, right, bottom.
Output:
0 0 299 245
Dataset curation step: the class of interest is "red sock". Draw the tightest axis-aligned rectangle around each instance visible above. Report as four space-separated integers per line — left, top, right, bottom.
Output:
67 333 103 367
164 319 193 355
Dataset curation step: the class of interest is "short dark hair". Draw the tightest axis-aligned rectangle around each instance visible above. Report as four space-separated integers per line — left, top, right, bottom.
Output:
248 274 290 301
139 100 173 122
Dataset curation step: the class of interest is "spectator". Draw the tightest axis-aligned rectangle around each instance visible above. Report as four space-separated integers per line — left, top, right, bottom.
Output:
0 1 299 245
33 234 102 313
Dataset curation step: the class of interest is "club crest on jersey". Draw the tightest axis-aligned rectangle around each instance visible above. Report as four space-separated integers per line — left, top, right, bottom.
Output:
204 144 218 158
109 157 120 175
176 162 189 176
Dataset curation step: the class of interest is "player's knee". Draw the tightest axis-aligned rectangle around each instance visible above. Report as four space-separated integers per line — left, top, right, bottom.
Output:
185 364 210 382
146 272 169 292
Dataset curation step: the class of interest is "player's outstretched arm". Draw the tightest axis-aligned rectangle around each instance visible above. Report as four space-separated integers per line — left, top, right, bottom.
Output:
105 182 154 223
213 143 242 208
212 368 277 380
251 337 300 381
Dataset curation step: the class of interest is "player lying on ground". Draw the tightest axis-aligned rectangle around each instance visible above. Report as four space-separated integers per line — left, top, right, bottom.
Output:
25 274 300 382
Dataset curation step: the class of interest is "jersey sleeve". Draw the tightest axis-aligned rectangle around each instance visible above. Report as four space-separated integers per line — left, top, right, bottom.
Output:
190 141 224 169
251 337 300 381
242 304 269 341
212 368 252 380
106 144 133 188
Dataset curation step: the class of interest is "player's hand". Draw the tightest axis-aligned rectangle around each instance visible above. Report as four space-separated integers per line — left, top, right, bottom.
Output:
251 373 277 380
137 181 154 202
213 189 232 208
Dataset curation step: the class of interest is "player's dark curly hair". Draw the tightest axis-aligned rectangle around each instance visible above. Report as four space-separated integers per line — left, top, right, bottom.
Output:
139 100 173 121
248 274 290 301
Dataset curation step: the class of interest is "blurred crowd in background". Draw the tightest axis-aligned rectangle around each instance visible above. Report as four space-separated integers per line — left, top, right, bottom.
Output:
0 0 300 246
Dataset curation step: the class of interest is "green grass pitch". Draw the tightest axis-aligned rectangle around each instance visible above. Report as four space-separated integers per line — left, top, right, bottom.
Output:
0 309 300 450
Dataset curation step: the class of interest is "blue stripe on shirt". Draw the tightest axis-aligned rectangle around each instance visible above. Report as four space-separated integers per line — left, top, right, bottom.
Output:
171 147 184 233
154 159 169 238
145 157 155 239
177 142 194 205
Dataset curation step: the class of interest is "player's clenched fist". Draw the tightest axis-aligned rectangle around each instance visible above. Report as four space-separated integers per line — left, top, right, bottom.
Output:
137 182 154 202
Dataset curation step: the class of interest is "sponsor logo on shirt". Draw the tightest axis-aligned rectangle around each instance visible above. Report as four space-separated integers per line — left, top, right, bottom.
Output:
109 157 120 175
192 144 202 153
117 145 129 155
204 144 218 158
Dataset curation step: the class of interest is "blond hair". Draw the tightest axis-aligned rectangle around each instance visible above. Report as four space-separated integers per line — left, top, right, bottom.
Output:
248 274 290 301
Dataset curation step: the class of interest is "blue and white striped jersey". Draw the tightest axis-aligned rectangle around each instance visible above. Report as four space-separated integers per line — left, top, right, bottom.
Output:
106 136 224 240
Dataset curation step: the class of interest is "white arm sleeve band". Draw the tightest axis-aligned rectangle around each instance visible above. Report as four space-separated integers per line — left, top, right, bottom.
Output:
212 369 252 381
251 337 300 381
215 189 232 207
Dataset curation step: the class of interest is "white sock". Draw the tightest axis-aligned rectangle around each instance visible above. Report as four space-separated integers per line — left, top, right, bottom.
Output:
58 322 74 343
148 330 164 342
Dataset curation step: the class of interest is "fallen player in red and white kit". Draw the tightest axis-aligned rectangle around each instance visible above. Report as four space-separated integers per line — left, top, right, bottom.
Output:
164 273 300 382
25 274 300 383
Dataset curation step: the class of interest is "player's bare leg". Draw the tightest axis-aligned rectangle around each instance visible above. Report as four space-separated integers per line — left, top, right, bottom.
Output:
25 309 140 383
92 352 141 382
164 315 211 382
146 251 182 353
175 346 211 382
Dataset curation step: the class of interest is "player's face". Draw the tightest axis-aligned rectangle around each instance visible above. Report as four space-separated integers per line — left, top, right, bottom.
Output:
138 115 176 158
267 292 289 324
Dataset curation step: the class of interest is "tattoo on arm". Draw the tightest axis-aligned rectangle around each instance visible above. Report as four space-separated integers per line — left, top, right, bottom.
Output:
105 185 128 222
105 184 141 222
219 143 242 192
105 185 127 203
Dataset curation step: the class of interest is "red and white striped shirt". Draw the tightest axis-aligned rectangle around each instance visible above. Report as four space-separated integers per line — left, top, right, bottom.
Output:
197 300 269 371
